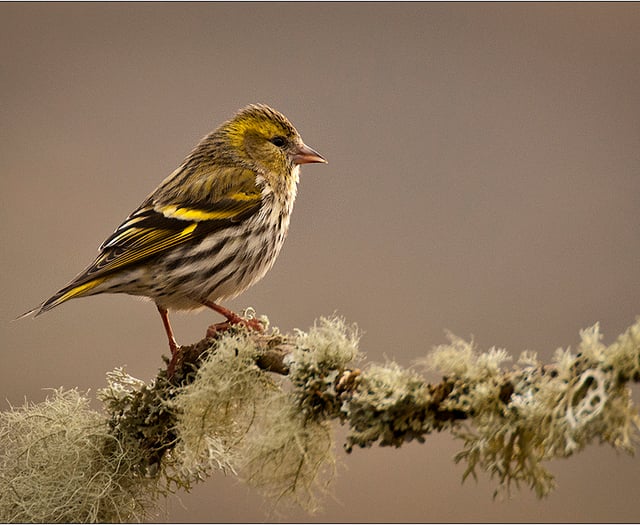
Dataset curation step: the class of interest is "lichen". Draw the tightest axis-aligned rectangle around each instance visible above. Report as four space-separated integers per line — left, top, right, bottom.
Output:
241 392 335 512
431 321 640 498
344 362 433 451
171 331 275 478
288 316 361 419
2 316 639 521
0 389 162 523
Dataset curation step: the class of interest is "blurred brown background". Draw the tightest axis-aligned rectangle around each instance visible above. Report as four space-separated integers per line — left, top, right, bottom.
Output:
2 2 640 522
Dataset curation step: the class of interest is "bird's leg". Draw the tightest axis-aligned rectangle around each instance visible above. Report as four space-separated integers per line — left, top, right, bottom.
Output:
157 305 179 354
157 305 180 377
203 301 244 324
202 300 264 337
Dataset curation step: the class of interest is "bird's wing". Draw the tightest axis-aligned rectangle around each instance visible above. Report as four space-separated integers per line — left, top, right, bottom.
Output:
34 167 263 313
92 166 263 277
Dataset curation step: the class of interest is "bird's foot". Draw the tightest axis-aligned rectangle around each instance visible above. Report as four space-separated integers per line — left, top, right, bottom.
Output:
202 300 265 338
205 316 264 338
206 321 231 338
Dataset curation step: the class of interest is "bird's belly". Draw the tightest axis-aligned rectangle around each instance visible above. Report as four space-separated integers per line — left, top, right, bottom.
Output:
146 220 288 310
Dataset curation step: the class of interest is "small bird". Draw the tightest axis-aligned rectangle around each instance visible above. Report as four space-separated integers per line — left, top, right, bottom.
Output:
22 104 326 366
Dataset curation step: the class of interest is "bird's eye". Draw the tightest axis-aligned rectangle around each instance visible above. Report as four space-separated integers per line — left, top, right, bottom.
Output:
270 136 287 148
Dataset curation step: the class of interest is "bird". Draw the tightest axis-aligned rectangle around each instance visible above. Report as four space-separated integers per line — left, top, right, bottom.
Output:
22 104 326 368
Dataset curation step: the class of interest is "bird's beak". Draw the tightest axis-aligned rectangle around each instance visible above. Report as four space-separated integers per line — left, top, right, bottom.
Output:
292 143 327 165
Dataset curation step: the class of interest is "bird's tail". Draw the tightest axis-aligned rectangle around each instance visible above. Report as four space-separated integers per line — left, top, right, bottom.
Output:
16 277 107 320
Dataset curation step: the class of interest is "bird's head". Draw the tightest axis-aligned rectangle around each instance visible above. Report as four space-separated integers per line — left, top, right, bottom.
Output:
220 104 326 177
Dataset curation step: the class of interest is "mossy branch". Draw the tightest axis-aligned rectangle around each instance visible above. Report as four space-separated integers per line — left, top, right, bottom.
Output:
1 316 639 521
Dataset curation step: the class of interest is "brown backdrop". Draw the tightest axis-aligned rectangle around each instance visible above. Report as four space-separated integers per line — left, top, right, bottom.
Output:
2 2 640 522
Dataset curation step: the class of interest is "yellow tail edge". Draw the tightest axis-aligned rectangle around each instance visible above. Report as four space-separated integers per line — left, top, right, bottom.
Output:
17 277 107 320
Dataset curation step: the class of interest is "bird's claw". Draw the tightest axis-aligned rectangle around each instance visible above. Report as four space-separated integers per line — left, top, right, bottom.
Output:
205 316 264 338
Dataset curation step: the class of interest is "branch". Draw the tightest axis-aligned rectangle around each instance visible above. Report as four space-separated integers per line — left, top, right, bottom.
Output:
1 316 639 521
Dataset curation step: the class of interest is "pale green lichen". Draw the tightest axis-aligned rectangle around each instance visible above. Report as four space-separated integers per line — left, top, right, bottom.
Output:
288 316 361 419
426 333 512 381
1 316 639 521
234 317 356 509
430 320 640 498
423 335 512 419
344 362 433 451
240 392 335 512
171 331 275 478
599 321 640 382
290 316 361 372
0 389 162 523
99 367 181 484
170 319 354 512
